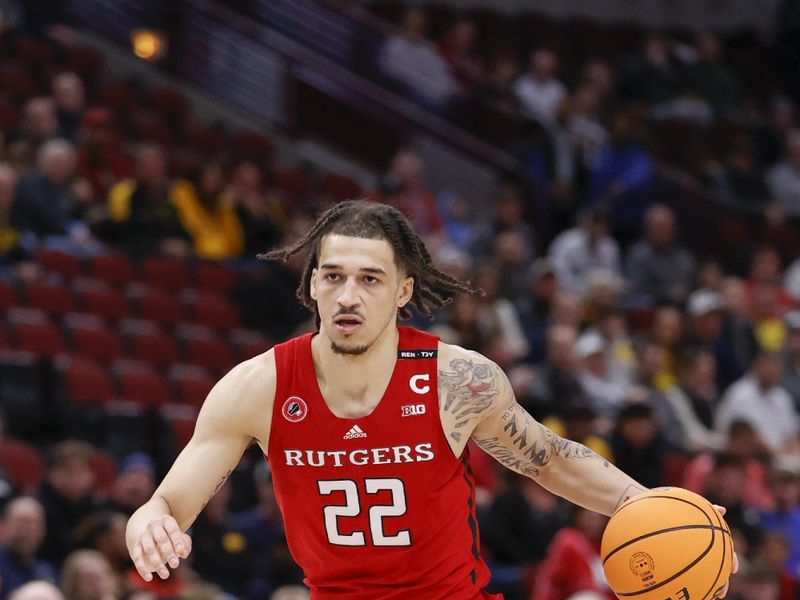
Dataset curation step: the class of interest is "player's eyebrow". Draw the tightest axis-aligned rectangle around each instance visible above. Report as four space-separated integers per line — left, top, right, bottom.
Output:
319 263 387 275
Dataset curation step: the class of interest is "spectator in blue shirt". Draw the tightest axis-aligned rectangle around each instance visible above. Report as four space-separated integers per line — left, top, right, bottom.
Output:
0 497 57 598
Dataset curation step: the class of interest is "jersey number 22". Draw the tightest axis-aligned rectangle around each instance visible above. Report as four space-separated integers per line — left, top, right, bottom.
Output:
317 478 411 547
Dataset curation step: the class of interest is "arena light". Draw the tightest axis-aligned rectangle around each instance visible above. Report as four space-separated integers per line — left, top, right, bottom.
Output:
131 29 166 61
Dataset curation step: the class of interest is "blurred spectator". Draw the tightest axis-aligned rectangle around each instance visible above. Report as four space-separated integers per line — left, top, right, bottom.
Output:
751 96 796 169
51 73 86 143
733 562 783 600
543 404 613 465
227 160 284 255
0 497 57 598
610 403 669 488
384 150 442 236
0 162 26 265
493 230 532 301
38 441 99 567
760 459 800 578
715 351 800 454
683 420 772 510
469 55 521 118
516 259 557 352
524 325 584 419
677 32 742 116
106 454 155 516
378 7 459 110
8 98 58 168
616 33 678 105
72 511 130 581
269 586 309 600
8 581 64 600
531 507 613 600
437 19 484 87
11 139 89 242
60 549 119 600
756 532 798 599
781 311 800 408
626 204 695 305
171 162 245 260
431 294 492 354
720 277 760 371
75 109 127 204
548 207 622 295
587 111 653 225
100 144 190 257
745 245 795 318
712 136 770 211
513 49 567 126
766 129 800 215
648 306 685 391
473 181 534 264
574 331 630 418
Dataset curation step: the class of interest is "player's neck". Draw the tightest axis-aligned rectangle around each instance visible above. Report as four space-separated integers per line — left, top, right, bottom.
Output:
312 325 399 404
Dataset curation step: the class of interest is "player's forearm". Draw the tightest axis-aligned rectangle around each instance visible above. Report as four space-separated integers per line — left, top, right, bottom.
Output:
536 443 646 516
126 494 173 551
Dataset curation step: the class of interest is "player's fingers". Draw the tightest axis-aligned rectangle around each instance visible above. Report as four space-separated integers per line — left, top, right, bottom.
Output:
161 518 187 564
712 504 727 517
180 533 192 558
152 526 179 568
131 544 154 582
140 533 166 572
732 551 739 574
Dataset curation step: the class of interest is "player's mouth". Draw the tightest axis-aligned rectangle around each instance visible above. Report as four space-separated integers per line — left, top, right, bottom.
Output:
334 315 363 334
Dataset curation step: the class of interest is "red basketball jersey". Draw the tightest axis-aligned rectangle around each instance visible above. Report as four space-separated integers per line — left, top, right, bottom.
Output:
268 326 499 599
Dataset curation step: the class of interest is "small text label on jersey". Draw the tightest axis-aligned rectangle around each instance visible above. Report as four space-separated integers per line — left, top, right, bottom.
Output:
401 404 426 417
343 425 367 439
409 373 430 394
283 443 435 467
282 396 308 423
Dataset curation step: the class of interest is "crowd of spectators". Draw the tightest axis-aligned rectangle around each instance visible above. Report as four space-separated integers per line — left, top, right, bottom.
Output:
2 3 800 600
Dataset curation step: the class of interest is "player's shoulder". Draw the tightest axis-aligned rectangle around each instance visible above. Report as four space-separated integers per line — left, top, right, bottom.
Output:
213 347 277 407
437 340 496 371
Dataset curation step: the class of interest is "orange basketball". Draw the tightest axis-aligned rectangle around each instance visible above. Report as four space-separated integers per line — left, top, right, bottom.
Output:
601 487 734 600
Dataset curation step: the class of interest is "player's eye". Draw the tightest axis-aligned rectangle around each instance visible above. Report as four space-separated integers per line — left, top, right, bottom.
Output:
325 273 340 282
363 276 378 284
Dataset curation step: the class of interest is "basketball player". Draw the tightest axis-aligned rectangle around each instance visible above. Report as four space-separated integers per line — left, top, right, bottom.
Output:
126 201 735 598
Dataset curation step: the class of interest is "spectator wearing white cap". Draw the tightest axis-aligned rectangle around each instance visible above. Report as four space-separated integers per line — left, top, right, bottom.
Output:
574 331 631 419
715 351 800 454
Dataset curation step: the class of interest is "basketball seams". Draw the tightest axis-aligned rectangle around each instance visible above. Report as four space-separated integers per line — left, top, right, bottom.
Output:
602 524 726 565
699 507 730 600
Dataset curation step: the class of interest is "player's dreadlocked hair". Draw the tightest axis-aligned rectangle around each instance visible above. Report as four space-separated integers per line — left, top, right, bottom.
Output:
258 200 482 324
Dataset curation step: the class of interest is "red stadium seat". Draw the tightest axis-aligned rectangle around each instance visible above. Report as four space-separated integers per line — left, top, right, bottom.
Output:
66 45 106 79
185 122 228 154
35 248 83 278
323 172 363 201
88 253 135 287
99 81 136 112
8 308 64 357
178 325 235 373
160 404 198 452
127 284 184 328
194 262 237 293
76 279 129 321
231 130 273 160
16 37 55 70
59 356 114 406
140 257 190 293
0 66 38 101
23 280 75 316
90 450 117 495
114 360 171 407
0 102 20 129
274 168 311 201
132 110 173 144
184 291 239 329
230 329 273 360
64 313 124 363
148 88 191 121
127 327 180 368
0 279 18 310
0 439 44 492
168 364 215 408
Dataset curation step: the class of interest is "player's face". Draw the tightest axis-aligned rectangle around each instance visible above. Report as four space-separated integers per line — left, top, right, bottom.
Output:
310 235 413 356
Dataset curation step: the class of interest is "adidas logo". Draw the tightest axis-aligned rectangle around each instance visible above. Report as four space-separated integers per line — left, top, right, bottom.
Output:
343 424 367 439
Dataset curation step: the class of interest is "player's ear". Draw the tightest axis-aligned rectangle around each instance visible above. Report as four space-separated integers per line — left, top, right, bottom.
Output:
397 275 414 308
310 268 318 301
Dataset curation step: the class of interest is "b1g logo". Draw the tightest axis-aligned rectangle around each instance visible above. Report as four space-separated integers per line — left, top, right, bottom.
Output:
282 397 308 423
401 404 426 417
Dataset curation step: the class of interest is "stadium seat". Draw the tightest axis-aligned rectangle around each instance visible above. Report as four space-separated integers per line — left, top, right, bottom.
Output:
65 45 106 80
22 280 75 316
88 253 135 287
0 66 38 101
76 279 129 321
323 172 363 201
184 122 228 154
64 313 124 363
8 308 64 357
140 257 190 293
159 404 198 453
16 37 55 70
231 130 273 160
184 291 239 329
0 279 18 310
0 102 19 130
0 439 44 492
58 356 114 406
127 284 184 328
194 262 237 293
126 327 180 368
35 248 83 278
230 329 273 360
148 88 191 122
168 364 215 408
178 325 235 373
90 450 117 495
132 110 173 144
113 360 171 407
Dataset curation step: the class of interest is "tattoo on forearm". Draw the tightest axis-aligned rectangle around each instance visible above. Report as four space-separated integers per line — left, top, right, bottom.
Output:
615 483 647 510
194 469 232 520
475 402 609 477
439 357 499 443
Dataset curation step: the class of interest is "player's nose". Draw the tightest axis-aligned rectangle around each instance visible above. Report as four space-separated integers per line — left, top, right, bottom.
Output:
336 277 361 307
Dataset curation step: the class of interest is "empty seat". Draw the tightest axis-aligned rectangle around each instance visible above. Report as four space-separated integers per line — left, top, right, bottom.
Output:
160 404 198 453
168 364 215 408
231 131 273 160
8 309 64 357
194 262 237 293
127 284 184 328
0 280 18 310
127 327 179 368
23 281 75 316
76 279 129 321
0 440 44 492
141 257 190 293
114 360 171 407
88 253 135 287
35 248 82 278
185 292 239 329
59 356 114 406
64 313 124 363
230 329 273 360
178 325 235 373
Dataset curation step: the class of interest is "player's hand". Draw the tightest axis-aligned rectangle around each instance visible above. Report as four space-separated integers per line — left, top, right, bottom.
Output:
712 505 739 598
130 515 192 582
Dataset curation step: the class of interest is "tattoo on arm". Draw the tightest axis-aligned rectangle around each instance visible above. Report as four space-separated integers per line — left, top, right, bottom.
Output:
193 469 233 520
438 358 500 443
474 403 609 478
614 483 647 510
